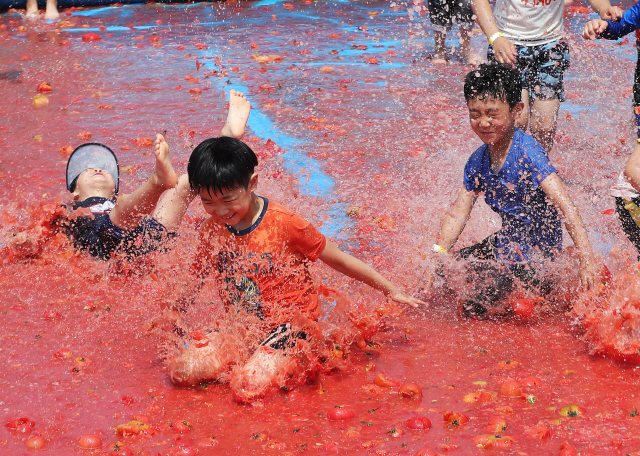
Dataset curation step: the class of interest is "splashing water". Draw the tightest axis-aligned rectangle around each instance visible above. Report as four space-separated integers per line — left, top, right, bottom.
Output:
2 0 640 454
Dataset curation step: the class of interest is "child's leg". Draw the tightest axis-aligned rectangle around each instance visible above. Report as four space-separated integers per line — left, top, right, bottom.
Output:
459 28 482 66
25 0 38 17
455 0 481 66
220 89 251 139
44 0 58 20
529 98 560 152
427 0 450 64
152 174 194 231
109 134 178 230
432 30 448 64
527 40 568 153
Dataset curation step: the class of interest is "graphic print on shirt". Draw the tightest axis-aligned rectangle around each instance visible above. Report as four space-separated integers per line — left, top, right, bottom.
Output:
88 200 115 214
217 250 274 319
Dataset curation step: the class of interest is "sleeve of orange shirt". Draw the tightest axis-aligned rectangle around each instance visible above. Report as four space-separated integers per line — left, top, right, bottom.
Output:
286 213 326 261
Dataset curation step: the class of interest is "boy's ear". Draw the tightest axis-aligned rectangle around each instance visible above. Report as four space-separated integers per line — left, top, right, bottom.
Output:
511 101 525 117
248 172 259 192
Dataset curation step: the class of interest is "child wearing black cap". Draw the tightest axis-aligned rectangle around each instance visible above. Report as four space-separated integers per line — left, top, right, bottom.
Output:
65 135 181 260
6 89 252 261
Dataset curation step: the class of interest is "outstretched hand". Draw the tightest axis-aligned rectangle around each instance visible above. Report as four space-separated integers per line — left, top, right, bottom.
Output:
602 5 623 21
491 36 518 65
582 19 609 40
388 290 426 308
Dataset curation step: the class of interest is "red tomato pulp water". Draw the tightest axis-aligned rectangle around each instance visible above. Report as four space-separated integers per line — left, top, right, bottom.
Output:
1 1 640 454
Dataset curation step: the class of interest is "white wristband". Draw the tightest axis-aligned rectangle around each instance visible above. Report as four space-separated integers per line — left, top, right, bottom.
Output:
488 32 503 45
432 244 448 254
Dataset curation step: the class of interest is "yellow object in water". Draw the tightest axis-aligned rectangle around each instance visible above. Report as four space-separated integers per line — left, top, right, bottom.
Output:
624 199 640 227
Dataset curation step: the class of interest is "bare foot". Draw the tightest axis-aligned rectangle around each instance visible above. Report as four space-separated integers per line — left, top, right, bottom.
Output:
44 0 59 19
44 7 60 20
462 50 483 66
431 53 448 65
152 133 178 190
230 346 287 403
25 0 39 18
220 89 251 139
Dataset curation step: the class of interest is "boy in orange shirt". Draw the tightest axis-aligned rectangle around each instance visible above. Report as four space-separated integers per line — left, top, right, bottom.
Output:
165 137 424 402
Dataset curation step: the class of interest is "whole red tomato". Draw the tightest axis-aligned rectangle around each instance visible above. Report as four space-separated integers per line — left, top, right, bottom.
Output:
37 82 52 93
171 420 192 432
511 298 534 318
25 435 45 450
405 416 432 430
108 442 134 456
78 434 102 449
327 407 355 421
398 383 423 399
443 411 469 426
499 381 523 397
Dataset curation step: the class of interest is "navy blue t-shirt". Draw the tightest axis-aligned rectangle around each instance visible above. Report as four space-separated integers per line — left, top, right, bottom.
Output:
463 129 562 262
68 196 170 260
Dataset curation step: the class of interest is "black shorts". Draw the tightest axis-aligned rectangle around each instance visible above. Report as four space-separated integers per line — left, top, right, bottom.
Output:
488 40 570 101
71 215 175 261
615 196 640 260
260 324 307 351
457 234 551 317
427 0 474 32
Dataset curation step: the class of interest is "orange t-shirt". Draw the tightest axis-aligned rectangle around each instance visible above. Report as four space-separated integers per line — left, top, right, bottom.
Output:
190 198 327 325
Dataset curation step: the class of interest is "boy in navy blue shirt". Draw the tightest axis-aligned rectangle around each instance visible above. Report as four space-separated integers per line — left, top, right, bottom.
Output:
422 64 596 317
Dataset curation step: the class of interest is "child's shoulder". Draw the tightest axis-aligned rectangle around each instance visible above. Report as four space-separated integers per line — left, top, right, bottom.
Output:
511 129 550 162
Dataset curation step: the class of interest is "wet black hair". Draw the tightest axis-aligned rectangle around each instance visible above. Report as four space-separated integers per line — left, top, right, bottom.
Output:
188 137 259 195
463 63 522 110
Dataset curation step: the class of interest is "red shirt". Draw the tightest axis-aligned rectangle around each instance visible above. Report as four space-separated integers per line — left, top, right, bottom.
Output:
190 198 326 326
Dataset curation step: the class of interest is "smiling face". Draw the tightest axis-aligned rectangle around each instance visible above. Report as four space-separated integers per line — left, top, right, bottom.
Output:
72 167 117 201
467 96 523 147
198 173 260 229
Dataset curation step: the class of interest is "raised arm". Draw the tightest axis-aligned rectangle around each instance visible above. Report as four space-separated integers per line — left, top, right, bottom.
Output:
421 186 477 293
540 173 596 289
471 0 517 64
318 240 425 308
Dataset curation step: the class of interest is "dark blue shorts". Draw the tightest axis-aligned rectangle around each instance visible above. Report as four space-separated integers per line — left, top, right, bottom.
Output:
488 40 570 101
427 0 474 32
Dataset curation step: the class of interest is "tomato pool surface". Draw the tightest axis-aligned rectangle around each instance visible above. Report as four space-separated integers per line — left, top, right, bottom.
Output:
1 0 640 454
